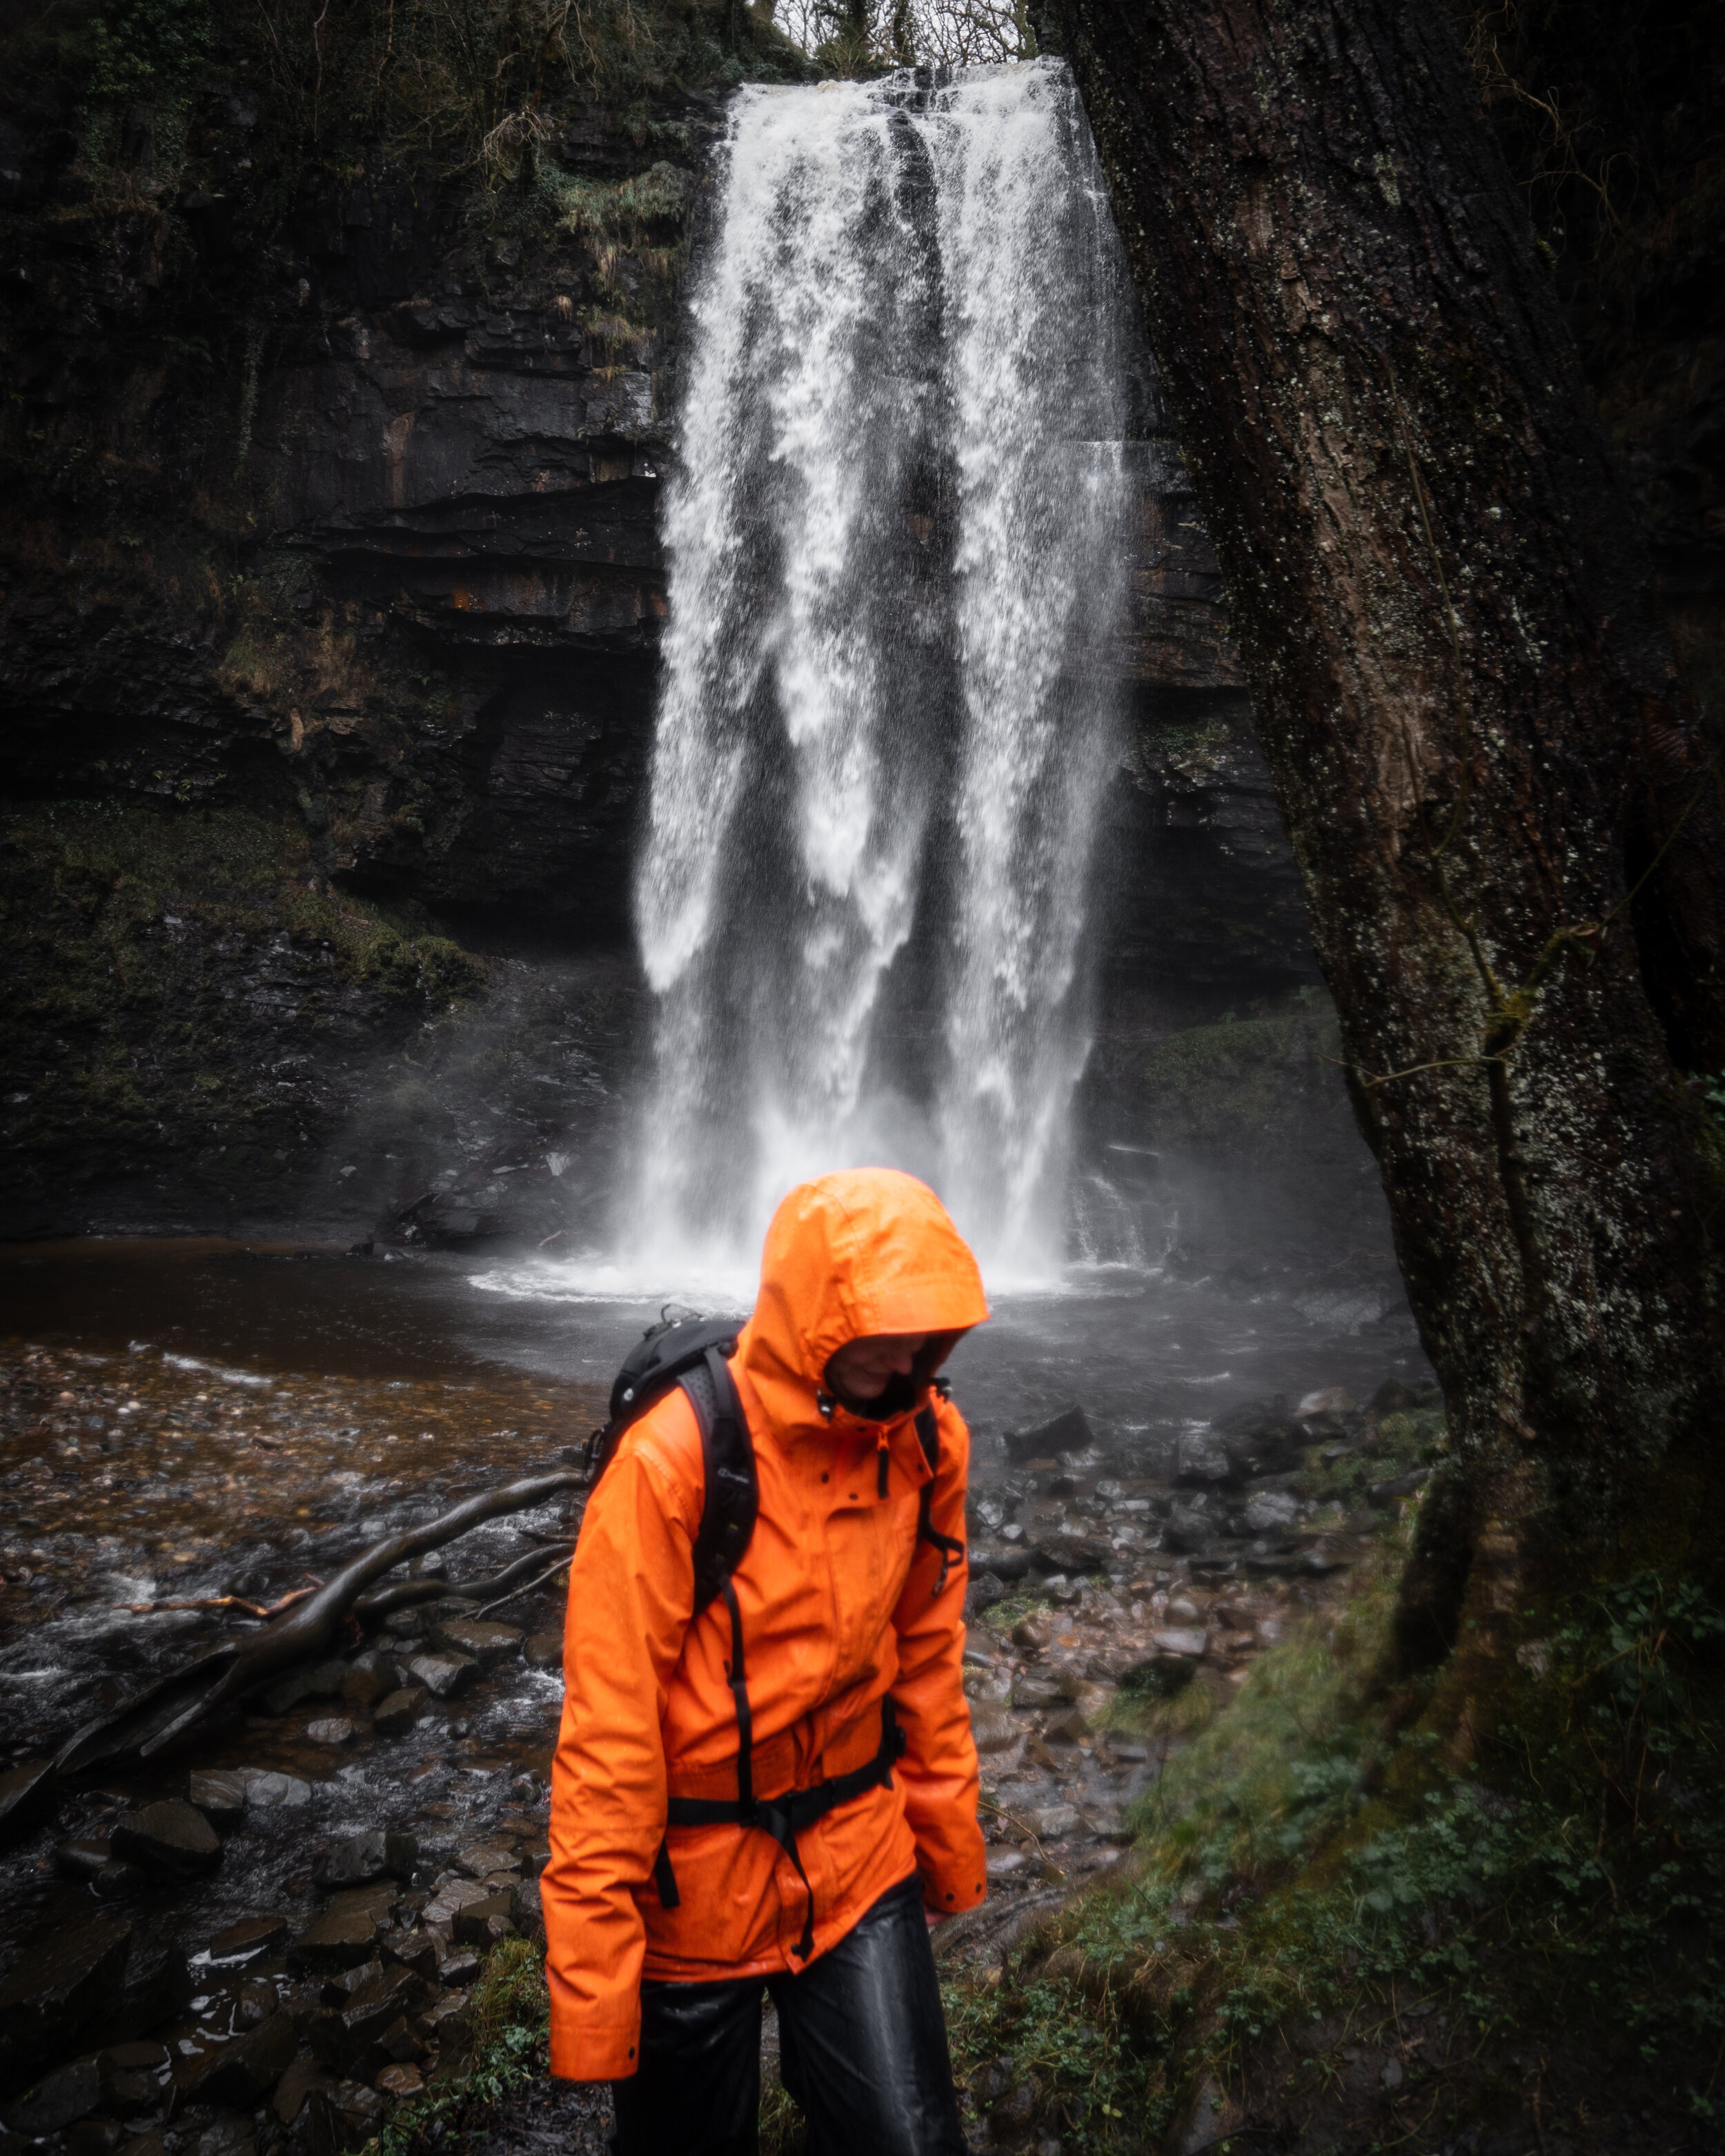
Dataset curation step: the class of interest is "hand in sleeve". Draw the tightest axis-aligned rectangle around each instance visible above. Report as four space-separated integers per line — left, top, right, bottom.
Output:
891 1398 987 1918
542 1425 697 2079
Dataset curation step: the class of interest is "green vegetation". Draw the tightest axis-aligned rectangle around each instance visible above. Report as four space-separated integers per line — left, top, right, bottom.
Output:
86 0 210 98
0 799 485 1215
936 1512 1725 2151
369 1937 550 2156
1138 991 1343 1151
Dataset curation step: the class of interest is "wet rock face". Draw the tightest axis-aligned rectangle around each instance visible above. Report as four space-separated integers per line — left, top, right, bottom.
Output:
0 60 1335 1242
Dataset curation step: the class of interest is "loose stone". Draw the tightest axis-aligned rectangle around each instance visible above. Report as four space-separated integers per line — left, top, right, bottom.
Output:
373 1685 429 1734
110 1799 222 1877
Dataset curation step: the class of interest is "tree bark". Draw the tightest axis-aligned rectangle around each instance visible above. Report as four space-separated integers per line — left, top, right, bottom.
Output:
1051 0 1725 1655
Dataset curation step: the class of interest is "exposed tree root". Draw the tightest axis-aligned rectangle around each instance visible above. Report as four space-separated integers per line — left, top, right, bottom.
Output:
54 1470 583 1776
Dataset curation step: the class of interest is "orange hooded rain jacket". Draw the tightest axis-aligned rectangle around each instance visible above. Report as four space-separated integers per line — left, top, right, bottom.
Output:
542 1168 992 2081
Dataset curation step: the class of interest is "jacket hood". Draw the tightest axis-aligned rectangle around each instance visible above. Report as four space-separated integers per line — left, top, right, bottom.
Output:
736 1169 989 1432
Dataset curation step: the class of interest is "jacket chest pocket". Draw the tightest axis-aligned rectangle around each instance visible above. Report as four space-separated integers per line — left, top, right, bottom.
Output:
826 1490 918 1670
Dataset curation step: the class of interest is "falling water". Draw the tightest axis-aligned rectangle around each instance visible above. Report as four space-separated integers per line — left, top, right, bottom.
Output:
629 60 1137 1283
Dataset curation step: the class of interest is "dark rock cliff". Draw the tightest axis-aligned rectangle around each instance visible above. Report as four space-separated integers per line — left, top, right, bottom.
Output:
0 14 1340 1246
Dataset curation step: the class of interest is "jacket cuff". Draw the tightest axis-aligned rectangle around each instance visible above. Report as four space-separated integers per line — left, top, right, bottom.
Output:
547 1992 643 2082
914 1819 989 1915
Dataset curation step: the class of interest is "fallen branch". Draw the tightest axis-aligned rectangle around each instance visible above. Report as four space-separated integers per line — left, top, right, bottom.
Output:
352 1544 562 1622
472 1554 571 1619
117 1581 323 1621
55 1471 583 1776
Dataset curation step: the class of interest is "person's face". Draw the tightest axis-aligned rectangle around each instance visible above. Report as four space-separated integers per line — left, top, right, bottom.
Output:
825 1331 931 1403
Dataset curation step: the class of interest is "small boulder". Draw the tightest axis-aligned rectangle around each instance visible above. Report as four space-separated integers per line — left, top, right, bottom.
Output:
0 1757 57 1848
452 1892 514 1948
101 2041 170 2116
1368 1469 1431 1504
3 2055 104 2136
181 2011 297 2106
0 1913 133 2089
523 1633 563 1671
1029 1532 1111 1575
373 1687 429 1734
331 2080 386 2134
313 1830 417 1889
235 1768 313 1809
310 1966 426 2073
1021 1803 1080 1842
454 1842 517 1881
376 2064 422 2098
305 1717 355 1748
208 1915 290 1961
405 1651 479 1701
431 1619 523 1666
383 1932 440 1981
981 1544 1031 1582
273 2055 335 2130
262 1660 348 1717
510 1877 544 1932
963 1575 1008 1621
1003 1404 1093 1465
1150 1627 1209 1659
1163 1501 1212 1554
1239 1490 1301 1534
187 1769 248 1828
1174 1431 1232 1486
110 1799 221 1879
288 1909 382 1974
967 1705 1021 1754
55 1837 113 1881
422 1991 473 2046
342 1652 399 1711
1296 1387 1356 1418
104 1936 192 2046
422 1876 491 1929
1012 1674 1065 1710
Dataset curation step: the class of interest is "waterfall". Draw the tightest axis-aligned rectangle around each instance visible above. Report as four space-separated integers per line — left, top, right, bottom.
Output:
628 60 1137 1285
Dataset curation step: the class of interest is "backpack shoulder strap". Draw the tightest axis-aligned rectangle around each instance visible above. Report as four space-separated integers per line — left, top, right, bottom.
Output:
683 1345 759 1619
914 1401 964 1599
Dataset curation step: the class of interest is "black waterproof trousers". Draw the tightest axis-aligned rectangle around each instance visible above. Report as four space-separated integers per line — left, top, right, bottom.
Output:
609 1874 969 2156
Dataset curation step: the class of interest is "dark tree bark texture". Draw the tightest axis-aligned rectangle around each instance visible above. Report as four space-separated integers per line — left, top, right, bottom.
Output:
1051 0 1725 1653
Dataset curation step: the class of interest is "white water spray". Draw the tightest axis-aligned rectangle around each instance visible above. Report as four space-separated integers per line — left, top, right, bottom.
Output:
628 61 1136 1285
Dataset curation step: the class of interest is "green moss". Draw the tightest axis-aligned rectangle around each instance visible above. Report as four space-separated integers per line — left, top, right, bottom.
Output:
0 799 484 1211
938 1516 1725 2150
1138 995 1343 1151
1294 1405 1446 1519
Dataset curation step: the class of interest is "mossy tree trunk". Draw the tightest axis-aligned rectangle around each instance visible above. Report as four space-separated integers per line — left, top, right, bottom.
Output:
1052 0 1725 1661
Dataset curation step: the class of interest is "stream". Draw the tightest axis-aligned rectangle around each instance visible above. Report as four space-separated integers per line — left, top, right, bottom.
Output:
0 1234 1430 2154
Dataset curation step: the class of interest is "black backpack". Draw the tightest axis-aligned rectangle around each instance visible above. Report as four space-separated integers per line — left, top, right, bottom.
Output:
580 1310 965 1957
582 1310 965 1611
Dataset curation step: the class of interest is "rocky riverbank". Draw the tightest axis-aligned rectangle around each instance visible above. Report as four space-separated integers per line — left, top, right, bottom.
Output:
0 1325 1439 2156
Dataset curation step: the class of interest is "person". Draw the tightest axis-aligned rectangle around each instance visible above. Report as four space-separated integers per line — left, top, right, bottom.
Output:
542 1167 992 2156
